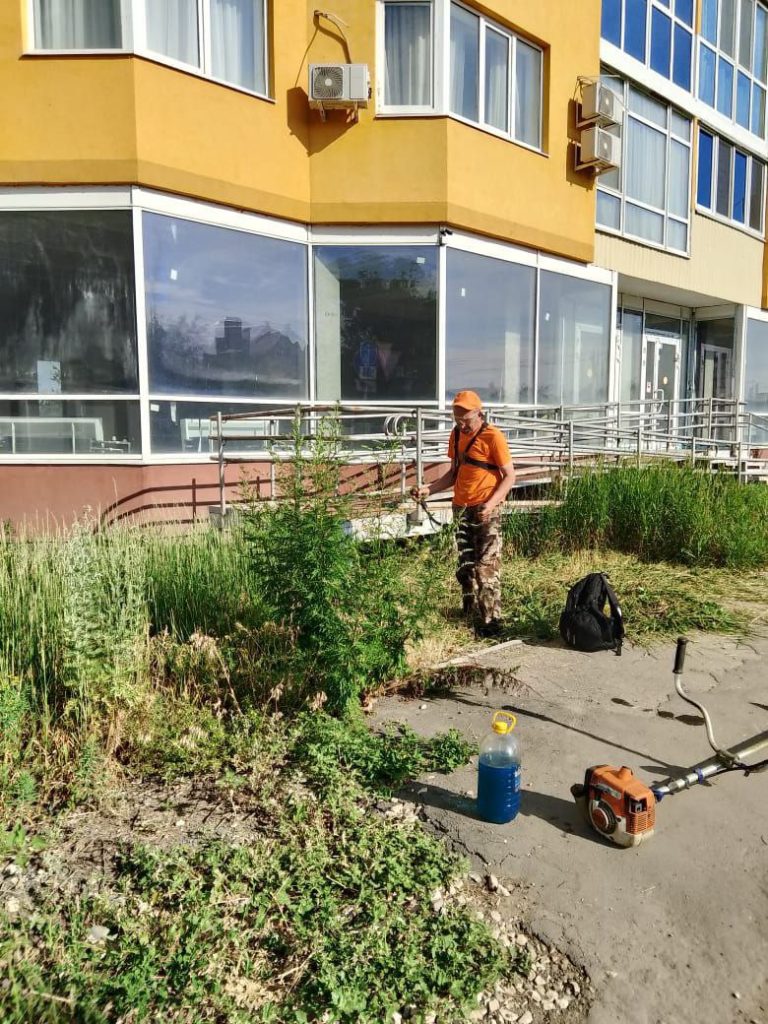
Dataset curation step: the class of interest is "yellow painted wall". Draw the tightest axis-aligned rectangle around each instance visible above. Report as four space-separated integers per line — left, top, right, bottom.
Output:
306 0 600 262
1 0 599 262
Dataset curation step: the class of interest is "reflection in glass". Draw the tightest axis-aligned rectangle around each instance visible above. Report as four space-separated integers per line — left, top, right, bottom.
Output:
450 3 480 121
619 309 643 404
672 24 692 89
149 401 292 454
745 318 768 427
314 247 438 402
515 40 542 148
0 400 140 455
537 273 611 406
601 0 622 45
446 249 534 404
0 211 138 394
144 213 308 398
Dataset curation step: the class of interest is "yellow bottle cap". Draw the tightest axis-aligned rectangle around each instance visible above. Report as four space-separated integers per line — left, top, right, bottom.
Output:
491 711 517 735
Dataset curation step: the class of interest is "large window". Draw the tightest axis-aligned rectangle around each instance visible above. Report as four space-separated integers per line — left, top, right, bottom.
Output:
0 400 140 455
698 0 768 137
32 0 268 96
597 77 692 253
601 0 694 91
143 213 309 398
449 2 542 147
383 2 433 107
744 318 768 431
34 0 123 48
0 211 138 394
381 1 543 149
696 127 766 232
445 249 535 403
313 246 438 402
537 273 612 406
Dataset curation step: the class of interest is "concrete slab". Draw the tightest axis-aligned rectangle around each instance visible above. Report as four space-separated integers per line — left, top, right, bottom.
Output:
376 634 768 1024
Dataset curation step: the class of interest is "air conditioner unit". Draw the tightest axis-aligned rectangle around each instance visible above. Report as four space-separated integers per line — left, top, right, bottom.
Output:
309 63 370 110
578 126 621 172
580 81 624 127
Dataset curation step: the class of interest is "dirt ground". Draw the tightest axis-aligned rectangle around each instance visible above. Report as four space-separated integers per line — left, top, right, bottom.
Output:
375 632 768 1024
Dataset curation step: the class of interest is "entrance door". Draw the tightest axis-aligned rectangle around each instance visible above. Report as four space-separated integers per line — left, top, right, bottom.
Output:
643 332 680 442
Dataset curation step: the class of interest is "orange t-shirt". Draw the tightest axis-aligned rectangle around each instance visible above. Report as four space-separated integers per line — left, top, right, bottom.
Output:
448 424 513 507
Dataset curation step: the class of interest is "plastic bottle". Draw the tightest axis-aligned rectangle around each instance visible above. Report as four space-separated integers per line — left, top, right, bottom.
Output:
477 711 521 824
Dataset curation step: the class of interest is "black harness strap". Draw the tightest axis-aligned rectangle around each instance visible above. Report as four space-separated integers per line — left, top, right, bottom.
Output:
452 423 502 481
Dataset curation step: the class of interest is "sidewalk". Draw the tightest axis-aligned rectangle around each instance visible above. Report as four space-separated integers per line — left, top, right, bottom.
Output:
375 633 768 1024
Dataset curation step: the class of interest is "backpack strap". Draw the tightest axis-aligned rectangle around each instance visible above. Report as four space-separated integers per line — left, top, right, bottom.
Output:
601 575 625 656
452 423 502 480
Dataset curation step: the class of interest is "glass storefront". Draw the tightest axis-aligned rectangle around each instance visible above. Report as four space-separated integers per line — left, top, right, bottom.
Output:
144 212 309 398
314 246 439 402
446 249 535 403
0 210 138 394
0 200 622 458
537 272 612 405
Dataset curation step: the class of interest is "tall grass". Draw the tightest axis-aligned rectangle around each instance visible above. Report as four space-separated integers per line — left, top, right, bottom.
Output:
505 464 768 568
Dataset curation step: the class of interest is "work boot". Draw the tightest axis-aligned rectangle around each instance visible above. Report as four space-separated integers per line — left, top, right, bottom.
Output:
476 618 503 639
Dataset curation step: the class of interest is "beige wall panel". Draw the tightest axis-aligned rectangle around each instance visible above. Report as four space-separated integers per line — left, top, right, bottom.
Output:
595 214 764 308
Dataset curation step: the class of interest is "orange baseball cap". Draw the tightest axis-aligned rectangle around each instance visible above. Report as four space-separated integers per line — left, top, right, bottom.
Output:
452 390 483 411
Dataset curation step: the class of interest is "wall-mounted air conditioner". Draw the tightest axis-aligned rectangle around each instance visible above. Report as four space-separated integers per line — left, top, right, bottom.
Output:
578 126 621 173
580 81 624 127
309 63 370 116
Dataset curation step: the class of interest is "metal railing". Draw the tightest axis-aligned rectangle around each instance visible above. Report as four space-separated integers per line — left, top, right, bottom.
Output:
208 399 768 518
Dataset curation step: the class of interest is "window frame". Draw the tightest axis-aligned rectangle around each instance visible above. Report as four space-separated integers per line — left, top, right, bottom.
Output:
26 0 271 103
596 75 693 256
695 125 767 236
697 0 768 139
377 0 544 154
602 0 694 91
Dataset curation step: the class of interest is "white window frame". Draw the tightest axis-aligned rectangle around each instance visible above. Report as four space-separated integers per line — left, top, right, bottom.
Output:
25 0 271 102
377 0 544 154
697 0 768 139
695 126 767 237
605 0 695 91
596 75 692 257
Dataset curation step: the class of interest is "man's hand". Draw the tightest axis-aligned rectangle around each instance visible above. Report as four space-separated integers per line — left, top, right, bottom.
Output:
410 485 430 501
476 503 493 523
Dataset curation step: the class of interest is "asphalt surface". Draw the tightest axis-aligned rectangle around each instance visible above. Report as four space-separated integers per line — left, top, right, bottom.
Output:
375 633 768 1024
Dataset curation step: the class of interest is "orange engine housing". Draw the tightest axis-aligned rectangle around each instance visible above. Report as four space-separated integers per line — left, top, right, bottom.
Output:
583 765 656 847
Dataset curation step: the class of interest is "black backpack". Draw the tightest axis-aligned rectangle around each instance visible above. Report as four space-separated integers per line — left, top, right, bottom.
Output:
559 573 624 655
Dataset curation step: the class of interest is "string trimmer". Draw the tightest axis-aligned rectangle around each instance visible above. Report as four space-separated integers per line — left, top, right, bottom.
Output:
572 637 768 847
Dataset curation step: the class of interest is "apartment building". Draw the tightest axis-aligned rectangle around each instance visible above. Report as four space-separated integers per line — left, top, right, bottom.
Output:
0 0 766 523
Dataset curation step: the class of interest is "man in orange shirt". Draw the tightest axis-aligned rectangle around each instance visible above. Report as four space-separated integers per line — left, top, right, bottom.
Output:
411 390 516 637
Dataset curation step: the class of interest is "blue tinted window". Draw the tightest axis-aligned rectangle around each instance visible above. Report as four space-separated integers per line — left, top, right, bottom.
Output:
697 131 714 207
651 8 672 75
699 44 717 104
625 0 648 60
673 25 692 88
601 0 622 46
675 0 694 26
702 0 718 42
737 71 752 126
733 151 748 221
717 57 734 114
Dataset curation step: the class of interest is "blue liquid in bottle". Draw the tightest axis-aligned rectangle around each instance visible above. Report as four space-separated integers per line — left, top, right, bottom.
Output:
477 752 521 824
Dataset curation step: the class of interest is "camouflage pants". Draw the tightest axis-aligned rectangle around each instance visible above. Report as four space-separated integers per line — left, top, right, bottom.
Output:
453 505 502 624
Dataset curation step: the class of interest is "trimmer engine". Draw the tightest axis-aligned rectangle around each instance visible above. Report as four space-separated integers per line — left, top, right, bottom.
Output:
574 765 656 847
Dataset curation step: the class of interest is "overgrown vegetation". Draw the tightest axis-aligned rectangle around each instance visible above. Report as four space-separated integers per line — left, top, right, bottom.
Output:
504 463 768 568
1 436 766 1021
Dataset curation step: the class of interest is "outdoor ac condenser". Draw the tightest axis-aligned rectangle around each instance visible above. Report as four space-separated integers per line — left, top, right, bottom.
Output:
308 63 370 109
580 81 623 126
579 127 621 172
